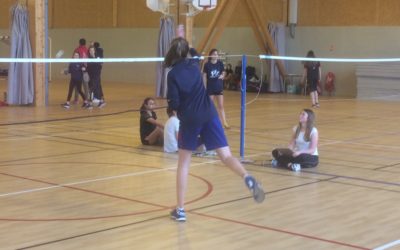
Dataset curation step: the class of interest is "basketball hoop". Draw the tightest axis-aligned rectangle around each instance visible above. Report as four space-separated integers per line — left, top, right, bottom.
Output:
192 0 217 11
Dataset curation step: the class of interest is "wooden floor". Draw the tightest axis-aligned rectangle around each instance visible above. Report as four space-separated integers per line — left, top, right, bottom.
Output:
0 81 399 250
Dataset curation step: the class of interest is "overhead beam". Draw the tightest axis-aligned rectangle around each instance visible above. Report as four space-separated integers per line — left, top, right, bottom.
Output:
243 1 269 53
245 0 286 77
185 4 196 47
112 0 118 27
196 0 229 54
203 0 239 54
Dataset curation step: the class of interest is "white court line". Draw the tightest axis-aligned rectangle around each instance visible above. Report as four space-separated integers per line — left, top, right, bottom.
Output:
0 151 268 198
373 239 400 250
0 135 396 198
0 156 223 198
0 167 172 198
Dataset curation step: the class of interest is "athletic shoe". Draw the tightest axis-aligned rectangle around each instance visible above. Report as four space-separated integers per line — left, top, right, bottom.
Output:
192 151 205 157
290 163 301 172
271 159 278 168
82 102 93 109
62 103 70 109
170 208 186 222
244 175 265 203
203 150 217 156
98 101 106 108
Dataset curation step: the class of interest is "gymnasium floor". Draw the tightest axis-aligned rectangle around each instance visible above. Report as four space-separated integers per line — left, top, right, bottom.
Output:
0 81 399 249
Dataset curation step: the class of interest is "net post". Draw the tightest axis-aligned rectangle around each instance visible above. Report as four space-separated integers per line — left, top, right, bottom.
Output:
240 55 247 159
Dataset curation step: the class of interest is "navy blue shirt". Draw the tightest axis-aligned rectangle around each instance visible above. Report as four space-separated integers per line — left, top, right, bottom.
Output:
203 60 224 94
68 63 83 81
87 58 102 80
167 59 218 125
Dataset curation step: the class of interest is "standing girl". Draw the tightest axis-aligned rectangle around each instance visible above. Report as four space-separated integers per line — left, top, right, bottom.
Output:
166 38 265 222
302 50 322 108
62 52 91 109
271 109 319 172
139 97 164 146
87 46 106 108
203 49 229 128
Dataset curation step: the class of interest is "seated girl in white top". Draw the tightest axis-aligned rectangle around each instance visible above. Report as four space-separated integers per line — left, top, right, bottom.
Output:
164 107 180 153
271 109 319 171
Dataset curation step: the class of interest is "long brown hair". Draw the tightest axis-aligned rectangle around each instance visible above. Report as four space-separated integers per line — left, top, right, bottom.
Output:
303 50 319 68
208 48 218 62
294 109 315 141
164 37 189 67
140 97 154 111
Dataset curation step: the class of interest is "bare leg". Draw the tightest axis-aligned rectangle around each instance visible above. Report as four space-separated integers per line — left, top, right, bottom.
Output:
310 91 316 106
216 146 265 203
176 149 192 208
145 127 163 145
215 95 229 128
314 91 319 107
216 146 247 177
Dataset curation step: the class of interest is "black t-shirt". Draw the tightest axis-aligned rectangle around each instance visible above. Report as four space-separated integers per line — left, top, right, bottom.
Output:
203 60 225 94
304 62 320 81
140 110 157 144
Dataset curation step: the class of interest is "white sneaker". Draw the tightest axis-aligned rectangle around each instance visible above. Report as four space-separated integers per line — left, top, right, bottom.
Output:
204 150 217 156
290 163 301 172
271 159 278 168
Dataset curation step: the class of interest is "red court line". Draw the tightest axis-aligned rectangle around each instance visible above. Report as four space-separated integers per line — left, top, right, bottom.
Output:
0 171 371 249
0 171 213 221
191 211 371 250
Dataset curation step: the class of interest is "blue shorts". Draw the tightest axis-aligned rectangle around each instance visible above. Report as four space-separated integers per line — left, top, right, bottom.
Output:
208 90 223 96
178 116 228 151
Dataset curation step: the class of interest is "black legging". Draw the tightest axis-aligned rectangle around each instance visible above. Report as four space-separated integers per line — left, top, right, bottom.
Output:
89 73 103 100
67 78 85 102
272 148 319 168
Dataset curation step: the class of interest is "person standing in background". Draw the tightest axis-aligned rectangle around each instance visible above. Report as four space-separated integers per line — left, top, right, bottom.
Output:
203 49 230 129
73 38 89 103
302 50 321 108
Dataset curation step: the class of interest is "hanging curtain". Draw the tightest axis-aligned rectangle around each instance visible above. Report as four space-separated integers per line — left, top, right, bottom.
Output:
8 3 34 105
268 22 287 93
155 16 175 98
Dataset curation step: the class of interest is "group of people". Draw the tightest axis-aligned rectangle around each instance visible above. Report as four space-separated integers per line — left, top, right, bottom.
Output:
139 38 320 222
139 47 231 151
62 38 106 109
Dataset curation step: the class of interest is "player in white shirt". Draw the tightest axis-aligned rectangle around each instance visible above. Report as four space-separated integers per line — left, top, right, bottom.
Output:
164 107 180 153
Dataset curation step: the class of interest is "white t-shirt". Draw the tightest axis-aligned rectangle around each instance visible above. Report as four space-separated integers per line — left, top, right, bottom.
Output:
164 116 180 153
294 126 318 156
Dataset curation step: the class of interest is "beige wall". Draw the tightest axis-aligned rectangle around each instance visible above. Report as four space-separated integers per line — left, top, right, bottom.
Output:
48 27 260 85
286 27 400 97
3 1 400 97
4 25 400 97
